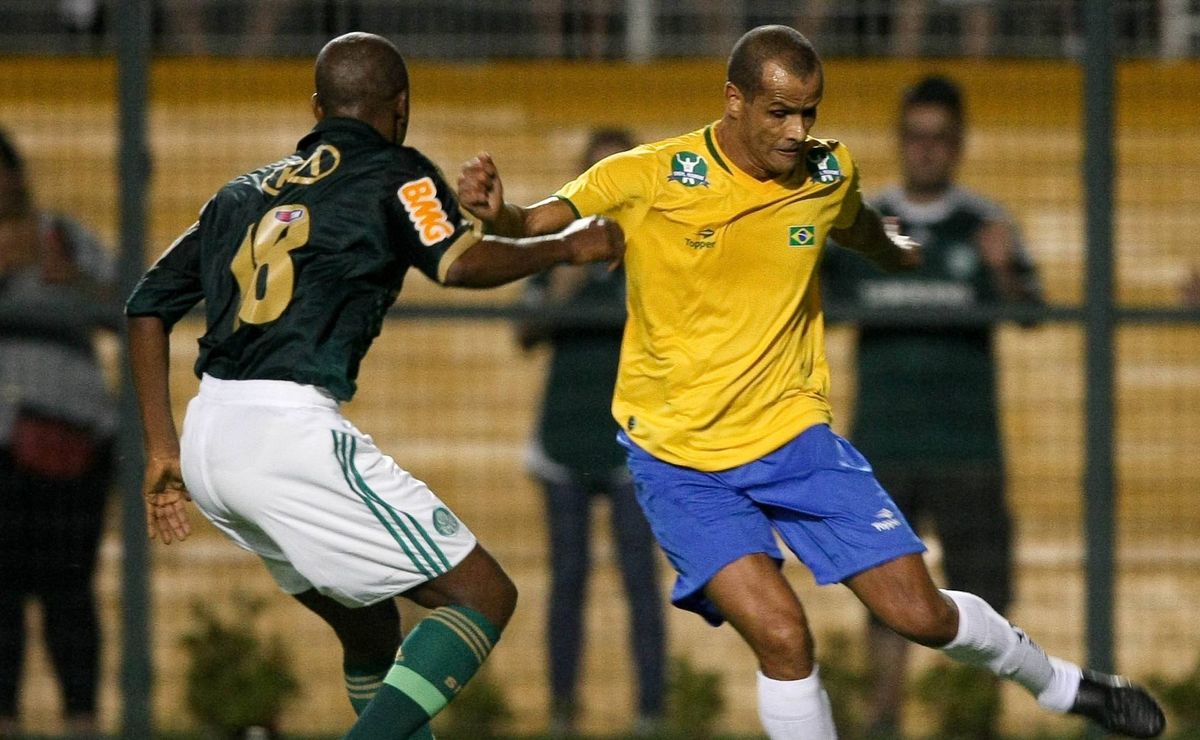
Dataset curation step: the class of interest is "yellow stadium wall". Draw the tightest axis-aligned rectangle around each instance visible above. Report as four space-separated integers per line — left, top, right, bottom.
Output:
2 57 1199 737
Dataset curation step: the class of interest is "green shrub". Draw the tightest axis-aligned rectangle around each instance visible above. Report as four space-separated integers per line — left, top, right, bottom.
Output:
1148 654 1200 735
816 631 870 738
180 596 299 738
664 655 726 738
912 659 1002 739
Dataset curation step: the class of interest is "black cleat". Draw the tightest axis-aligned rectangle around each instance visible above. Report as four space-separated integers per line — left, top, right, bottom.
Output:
1069 670 1166 738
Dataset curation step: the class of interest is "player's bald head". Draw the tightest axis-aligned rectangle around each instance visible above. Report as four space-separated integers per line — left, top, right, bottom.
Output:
727 25 822 100
314 32 408 119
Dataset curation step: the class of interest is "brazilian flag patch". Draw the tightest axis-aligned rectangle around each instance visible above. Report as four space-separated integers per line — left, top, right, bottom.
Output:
789 225 816 247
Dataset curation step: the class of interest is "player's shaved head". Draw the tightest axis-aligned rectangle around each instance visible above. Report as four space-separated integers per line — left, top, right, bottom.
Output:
727 25 822 100
314 32 408 119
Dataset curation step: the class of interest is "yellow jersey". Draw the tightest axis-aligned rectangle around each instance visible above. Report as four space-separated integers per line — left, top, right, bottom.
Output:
555 123 862 471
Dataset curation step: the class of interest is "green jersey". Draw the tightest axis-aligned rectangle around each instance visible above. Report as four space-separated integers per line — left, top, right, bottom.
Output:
523 264 627 481
821 186 1041 464
126 118 480 401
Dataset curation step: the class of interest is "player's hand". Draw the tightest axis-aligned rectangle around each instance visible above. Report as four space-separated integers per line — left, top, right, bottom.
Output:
560 216 625 271
457 152 505 224
884 216 922 270
143 455 192 545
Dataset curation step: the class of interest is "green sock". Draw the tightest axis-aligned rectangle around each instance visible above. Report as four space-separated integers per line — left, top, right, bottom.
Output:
345 666 435 738
344 606 500 739
345 666 388 716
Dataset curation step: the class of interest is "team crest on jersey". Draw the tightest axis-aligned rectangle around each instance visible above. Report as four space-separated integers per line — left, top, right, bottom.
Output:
667 151 710 187
806 147 843 184
788 225 816 247
274 208 305 223
398 176 455 246
432 507 460 536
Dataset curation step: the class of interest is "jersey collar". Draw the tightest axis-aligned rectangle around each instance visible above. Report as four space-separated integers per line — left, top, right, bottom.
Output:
706 121 809 191
297 117 391 150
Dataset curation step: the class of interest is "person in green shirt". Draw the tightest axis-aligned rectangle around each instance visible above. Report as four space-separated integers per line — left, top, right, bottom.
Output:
126 32 623 740
821 74 1042 737
517 128 665 738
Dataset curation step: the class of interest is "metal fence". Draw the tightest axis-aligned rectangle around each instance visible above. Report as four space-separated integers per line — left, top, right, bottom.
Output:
1 0 1199 737
2 0 1198 58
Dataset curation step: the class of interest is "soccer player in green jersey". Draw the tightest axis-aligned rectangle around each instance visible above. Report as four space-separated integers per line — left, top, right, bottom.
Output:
126 32 621 739
458 25 1164 739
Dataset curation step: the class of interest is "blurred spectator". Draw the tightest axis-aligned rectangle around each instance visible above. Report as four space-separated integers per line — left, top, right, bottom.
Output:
821 75 1042 738
517 128 666 738
0 128 118 738
533 0 623 58
892 0 997 56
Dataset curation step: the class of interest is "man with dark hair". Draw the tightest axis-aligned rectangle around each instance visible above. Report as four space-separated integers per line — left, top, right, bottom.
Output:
126 31 622 739
460 25 1164 739
823 73 1039 738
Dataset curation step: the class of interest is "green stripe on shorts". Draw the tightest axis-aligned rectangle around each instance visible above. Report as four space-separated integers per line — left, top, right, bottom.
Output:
332 431 432 578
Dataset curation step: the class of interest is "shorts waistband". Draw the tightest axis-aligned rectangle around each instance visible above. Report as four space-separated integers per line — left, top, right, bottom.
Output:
197 374 339 409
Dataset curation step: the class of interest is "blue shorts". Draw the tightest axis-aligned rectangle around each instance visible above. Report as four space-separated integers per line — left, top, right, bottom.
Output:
619 424 926 625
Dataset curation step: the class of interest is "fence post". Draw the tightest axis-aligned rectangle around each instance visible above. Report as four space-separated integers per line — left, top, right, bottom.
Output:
1082 0 1116 709
116 0 153 737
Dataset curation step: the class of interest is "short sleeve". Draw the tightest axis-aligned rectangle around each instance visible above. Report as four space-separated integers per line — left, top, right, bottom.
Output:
832 145 863 230
390 165 482 284
124 217 204 328
554 147 655 219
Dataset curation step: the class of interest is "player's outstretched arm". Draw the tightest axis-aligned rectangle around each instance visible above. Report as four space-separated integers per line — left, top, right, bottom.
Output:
442 215 624 289
127 314 192 544
830 205 922 273
458 153 577 238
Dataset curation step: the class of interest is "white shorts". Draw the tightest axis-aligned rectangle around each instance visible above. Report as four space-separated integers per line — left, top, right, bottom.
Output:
180 374 477 607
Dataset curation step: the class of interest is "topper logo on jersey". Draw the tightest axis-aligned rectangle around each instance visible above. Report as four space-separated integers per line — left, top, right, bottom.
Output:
806 147 843 184
275 208 305 223
398 177 454 246
685 227 716 250
667 151 710 187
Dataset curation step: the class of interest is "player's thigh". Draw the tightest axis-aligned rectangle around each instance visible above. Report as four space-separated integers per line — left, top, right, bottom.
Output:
293 589 401 662
194 399 480 607
404 544 517 630
619 431 781 625
705 552 809 645
845 552 957 646
752 428 926 587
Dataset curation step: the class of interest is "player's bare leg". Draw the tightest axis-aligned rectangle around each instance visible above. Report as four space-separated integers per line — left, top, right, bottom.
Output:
293 590 402 717
847 553 1165 738
704 553 836 739
404 543 517 629
344 544 516 739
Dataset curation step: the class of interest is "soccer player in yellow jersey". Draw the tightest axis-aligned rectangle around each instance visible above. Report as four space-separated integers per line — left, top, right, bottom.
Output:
459 25 1164 739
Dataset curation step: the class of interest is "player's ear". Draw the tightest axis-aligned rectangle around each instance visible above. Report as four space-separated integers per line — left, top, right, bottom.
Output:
724 81 745 119
392 90 410 145
311 93 325 121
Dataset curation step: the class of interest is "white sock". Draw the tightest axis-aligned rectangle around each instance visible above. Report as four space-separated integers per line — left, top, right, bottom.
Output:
940 590 1081 712
756 666 838 740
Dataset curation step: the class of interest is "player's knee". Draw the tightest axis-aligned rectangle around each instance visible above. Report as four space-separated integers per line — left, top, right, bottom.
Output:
463 567 518 632
886 591 958 647
750 615 814 675
494 569 519 626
